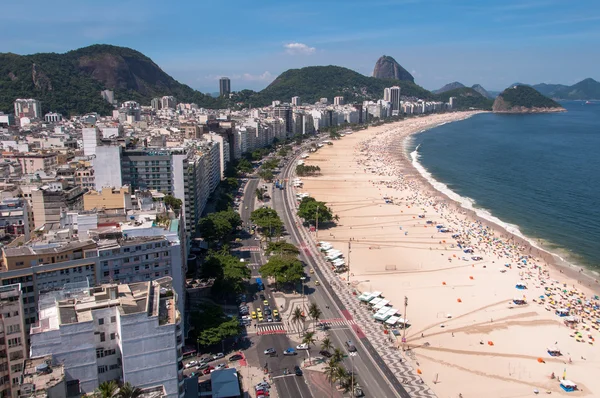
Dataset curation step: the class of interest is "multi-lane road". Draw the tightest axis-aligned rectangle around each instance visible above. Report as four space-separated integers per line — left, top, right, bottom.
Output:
239 178 313 397
238 141 411 397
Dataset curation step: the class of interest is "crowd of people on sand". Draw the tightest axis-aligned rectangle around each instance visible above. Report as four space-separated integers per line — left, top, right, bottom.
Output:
350 122 600 346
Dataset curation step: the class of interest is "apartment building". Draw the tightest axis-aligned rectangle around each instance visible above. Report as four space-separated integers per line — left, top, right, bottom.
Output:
30 277 184 397
2 153 58 175
18 355 67 398
31 184 85 229
0 284 27 398
13 100 41 120
83 187 132 211
0 198 31 241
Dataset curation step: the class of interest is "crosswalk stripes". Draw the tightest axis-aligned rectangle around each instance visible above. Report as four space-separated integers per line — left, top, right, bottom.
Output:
319 318 355 327
257 324 286 335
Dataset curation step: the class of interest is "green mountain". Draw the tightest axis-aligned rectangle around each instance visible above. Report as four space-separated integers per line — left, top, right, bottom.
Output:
433 82 465 94
471 84 494 99
531 78 600 100
0 44 224 116
434 87 494 110
231 65 433 107
492 85 564 113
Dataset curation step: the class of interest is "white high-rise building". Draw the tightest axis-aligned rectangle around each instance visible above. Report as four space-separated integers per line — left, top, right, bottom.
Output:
82 127 100 157
161 96 177 109
383 87 391 102
389 86 401 115
14 99 42 119
291 96 300 106
334 96 344 106
30 277 184 397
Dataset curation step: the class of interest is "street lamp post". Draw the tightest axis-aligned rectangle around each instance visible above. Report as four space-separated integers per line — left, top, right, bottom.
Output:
315 205 319 238
402 296 408 351
350 351 357 393
300 276 306 314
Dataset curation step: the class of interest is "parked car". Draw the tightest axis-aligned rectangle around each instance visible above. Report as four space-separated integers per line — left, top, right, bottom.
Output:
196 362 209 370
283 348 297 356
296 343 309 350
202 366 214 375
319 350 332 358
229 354 243 362
184 360 198 369
294 365 303 376
214 363 227 371
263 348 276 356
255 382 270 390
267 316 273 322
213 353 224 360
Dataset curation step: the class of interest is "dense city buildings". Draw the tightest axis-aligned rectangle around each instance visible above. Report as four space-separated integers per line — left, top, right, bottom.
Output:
0 79 455 397
30 277 183 397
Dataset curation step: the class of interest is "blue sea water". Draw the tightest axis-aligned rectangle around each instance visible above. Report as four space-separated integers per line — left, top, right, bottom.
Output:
408 102 600 271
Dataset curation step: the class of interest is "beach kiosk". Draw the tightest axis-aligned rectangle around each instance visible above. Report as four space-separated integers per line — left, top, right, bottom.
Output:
357 292 372 302
560 380 578 392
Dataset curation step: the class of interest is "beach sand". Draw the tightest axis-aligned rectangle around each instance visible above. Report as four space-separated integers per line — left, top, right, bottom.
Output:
299 113 599 397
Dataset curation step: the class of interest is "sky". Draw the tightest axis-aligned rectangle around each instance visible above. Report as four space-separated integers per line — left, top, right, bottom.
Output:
2 0 600 93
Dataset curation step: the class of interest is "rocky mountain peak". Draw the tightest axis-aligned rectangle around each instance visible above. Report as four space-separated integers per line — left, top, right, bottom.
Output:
372 55 414 83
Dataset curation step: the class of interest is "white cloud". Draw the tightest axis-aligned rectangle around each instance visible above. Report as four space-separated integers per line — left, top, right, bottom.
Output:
240 71 274 81
284 42 316 55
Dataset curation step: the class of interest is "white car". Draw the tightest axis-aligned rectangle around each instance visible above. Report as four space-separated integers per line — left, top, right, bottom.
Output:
296 343 309 350
184 360 198 369
213 353 224 360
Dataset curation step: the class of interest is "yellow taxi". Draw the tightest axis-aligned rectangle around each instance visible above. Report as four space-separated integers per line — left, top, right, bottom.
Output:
251 311 257 319
263 300 269 306
256 308 262 315
273 309 279 318
258 315 264 322
310 269 315 274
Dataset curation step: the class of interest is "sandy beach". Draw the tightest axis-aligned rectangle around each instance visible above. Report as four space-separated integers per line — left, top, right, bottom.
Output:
299 113 600 397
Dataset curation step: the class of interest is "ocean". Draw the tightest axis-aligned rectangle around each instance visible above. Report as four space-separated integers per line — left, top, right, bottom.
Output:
408 101 600 273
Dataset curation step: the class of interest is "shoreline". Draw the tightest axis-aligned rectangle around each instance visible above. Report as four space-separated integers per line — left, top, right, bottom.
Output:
299 112 600 397
398 115 600 296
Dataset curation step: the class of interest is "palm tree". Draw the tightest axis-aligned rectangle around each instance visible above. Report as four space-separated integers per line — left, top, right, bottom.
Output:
308 303 322 332
117 383 142 398
339 370 358 393
335 366 349 390
324 359 340 398
302 331 316 348
95 381 118 398
290 306 306 336
332 347 345 364
320 337 333 352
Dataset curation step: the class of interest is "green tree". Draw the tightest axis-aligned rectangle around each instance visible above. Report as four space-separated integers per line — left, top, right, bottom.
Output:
308 303 322 331
196 317 241 348
265 241 300 256
262 158 279 171
197 210 242 245
255 188 266 201
117 383 142 398
202 250 250 295
297 197 333 225
258 169 274 182
163 195 182 212
259 255 304 286
290 306 306 336
250 207 283 239
236 158 253 174
332 348 345 364
95 381 118 398
302 331 316 348
324 359 341 398
321 337 333 352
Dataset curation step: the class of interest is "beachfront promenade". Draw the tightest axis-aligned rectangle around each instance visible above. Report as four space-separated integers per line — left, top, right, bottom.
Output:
295 112 600 397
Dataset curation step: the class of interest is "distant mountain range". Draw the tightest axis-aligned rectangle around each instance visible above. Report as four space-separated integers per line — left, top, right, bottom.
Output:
435 78 600 100
4 44 589 116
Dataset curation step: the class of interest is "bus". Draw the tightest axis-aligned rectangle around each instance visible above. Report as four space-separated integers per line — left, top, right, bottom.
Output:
256 277 264 291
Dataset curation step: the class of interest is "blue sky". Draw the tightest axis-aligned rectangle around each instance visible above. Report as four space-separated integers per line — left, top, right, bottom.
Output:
2 0 599 93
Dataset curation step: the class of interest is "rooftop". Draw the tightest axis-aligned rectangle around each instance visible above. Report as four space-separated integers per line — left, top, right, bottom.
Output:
19 355 65 398
3 240 96 258
31 277 177 334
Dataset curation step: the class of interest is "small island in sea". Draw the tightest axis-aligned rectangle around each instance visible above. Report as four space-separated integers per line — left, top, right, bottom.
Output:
492 85 566 113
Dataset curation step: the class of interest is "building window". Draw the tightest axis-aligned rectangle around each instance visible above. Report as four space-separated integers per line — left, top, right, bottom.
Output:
7 337 21 348
110 333 116 340
98 365 107 374
96 348 104 358
111 316 116 323
98 318 104 325
103 271 109 277
100 332 105 342
10 363 23 373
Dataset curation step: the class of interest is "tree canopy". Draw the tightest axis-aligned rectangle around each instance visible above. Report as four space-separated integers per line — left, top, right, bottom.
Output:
191 303 241 348
259 254 304 285
197 210 241 244
297 197 333 224
250 207 283 239
201 250 250 295
296 164 321 177
265 241 300 256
